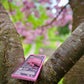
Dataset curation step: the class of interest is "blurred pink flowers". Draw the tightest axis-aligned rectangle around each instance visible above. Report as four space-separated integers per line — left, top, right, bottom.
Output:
68 24 72 31
8 0 73 45
34 10 40 18
9 10 16 15
42 40 50 45
56 41 61 47
54 31 59 35
39 48 44 53
8 0 12 2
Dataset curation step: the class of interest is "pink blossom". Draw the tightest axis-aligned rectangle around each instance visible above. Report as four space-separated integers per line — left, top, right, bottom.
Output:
22 31 31 36
29 1 36 8
25 11 32 17
44 33 48 40
68 24 72 31
23 36 34 44
26 22 33 28
60 20 67 26
56 41 61 47
16 1 22 6
65 15 72 21
23 39 32 44
54 31 59 35
23 0 29 6
15 21 26 34
42 40 50 45
9 0 12 2
15 21 22 25
54 6 61 10
23 18 27 21
46 12 54 18
53 20 61 27
38 0 43 3
45 19 51 24
39 48 44 53
34 10 40 18
27 37 34 40
35 28 42 36
56 0 61 3
20 7 25 12
9 10 16 15
17 29 22 34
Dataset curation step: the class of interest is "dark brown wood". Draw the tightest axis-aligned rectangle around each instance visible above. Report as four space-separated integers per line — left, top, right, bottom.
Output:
63 0 84 84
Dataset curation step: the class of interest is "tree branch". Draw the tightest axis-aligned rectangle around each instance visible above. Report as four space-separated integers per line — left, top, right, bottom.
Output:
41 3 69 28
35 22 84 84
0 2 25 84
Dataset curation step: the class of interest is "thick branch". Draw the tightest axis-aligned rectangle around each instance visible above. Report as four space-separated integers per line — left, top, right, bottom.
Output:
69 0 84 31
35 22 84 84
20 23 84 84
63 1 84 83
0 1 25 84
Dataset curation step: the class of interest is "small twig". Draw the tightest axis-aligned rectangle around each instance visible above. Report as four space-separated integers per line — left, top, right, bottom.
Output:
41 3 69 28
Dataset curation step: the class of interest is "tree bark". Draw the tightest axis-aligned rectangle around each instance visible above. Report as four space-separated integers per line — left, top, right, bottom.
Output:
0 1 25 84
63 0 84 84
70 0 84 31
0 1 84 84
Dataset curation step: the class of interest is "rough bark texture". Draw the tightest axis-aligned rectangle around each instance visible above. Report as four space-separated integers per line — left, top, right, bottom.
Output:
35 23 84 84
63 56 84 84
0 0 84 84
70 0 84 31
0 1 25 84
63 0 84 84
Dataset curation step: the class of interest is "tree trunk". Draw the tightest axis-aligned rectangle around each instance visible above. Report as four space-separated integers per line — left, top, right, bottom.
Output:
0 1 84 84
63 0 84 84
0 1 25 84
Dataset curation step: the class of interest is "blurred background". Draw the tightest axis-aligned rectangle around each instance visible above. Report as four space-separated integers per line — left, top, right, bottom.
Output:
2 0 73 83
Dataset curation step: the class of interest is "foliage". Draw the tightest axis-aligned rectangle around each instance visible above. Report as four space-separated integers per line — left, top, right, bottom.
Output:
2 0 72 45
57 23 71 35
